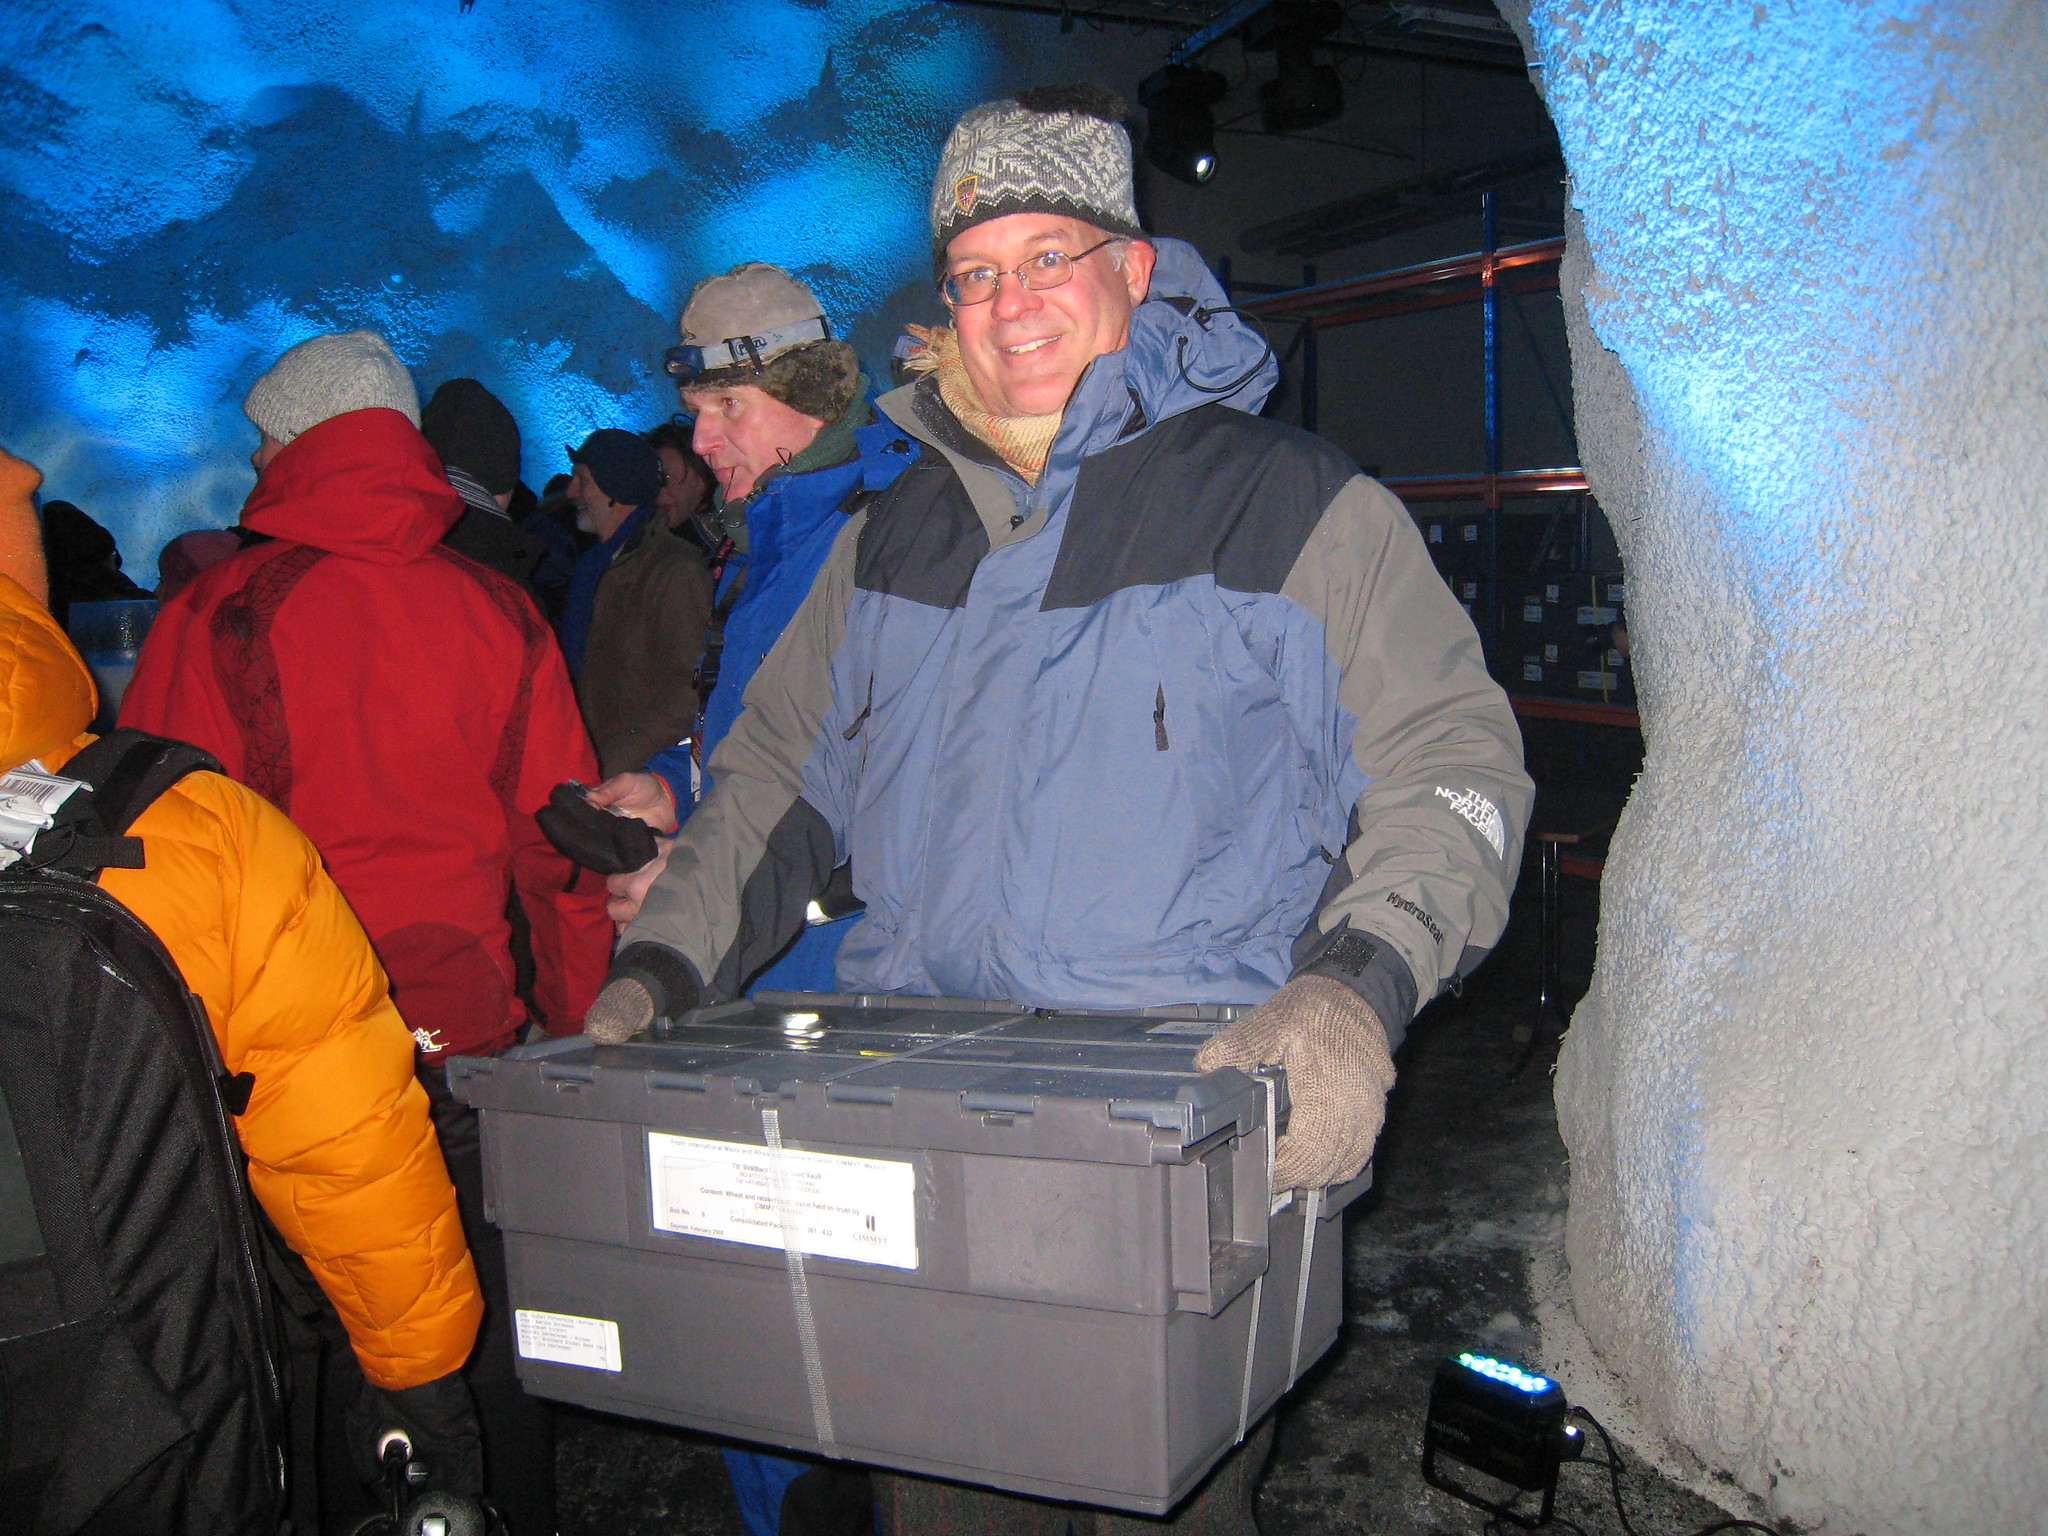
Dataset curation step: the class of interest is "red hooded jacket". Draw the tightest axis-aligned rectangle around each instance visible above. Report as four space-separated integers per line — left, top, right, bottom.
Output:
123 408 610 1058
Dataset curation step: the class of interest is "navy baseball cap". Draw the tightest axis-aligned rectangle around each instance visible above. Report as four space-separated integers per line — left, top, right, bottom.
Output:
567 428 662 507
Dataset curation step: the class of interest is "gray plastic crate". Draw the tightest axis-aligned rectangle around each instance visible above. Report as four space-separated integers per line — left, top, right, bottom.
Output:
447 992 1367 1515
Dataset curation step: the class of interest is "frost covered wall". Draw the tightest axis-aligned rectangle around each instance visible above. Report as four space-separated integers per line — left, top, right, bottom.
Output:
1508 1 2048 1529
0 1 1003 568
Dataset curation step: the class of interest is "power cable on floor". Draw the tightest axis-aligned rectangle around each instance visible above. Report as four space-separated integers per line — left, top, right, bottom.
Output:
1567 1408 1779 1536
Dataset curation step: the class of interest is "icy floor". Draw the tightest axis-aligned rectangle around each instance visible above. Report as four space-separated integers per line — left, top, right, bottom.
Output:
553 877 1740 1535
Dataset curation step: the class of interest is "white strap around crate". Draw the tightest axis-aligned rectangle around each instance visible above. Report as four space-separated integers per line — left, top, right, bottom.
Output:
1237 1074 1324 1442
1289 1185 1323 1387
760 1106 838 1454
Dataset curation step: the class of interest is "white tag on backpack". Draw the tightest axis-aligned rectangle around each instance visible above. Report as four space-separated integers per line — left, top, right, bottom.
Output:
0 763 87 861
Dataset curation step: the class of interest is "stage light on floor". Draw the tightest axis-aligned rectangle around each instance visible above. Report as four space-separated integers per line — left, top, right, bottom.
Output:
1138 65 1227 185
1421 1350 1583 1528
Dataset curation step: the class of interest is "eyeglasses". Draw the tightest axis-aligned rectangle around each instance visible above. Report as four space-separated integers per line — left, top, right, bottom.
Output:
939 238 1125 307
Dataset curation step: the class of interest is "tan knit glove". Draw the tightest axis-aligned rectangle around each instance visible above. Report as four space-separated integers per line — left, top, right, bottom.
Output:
1194 975 1396 1191
583 976 655 1045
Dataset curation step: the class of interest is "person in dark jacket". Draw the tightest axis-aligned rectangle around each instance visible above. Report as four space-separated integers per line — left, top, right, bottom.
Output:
420 377 547 596
588 89 1534 1536
558 428 715 777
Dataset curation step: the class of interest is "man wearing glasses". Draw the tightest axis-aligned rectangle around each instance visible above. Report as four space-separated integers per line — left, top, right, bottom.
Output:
594 86 1531 1533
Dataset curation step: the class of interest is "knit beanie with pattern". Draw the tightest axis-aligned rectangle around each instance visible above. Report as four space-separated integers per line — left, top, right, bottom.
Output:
928 84 1142 271
244 330 420 445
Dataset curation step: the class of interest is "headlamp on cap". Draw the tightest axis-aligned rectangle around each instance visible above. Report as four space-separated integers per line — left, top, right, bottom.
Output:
664 316 832 382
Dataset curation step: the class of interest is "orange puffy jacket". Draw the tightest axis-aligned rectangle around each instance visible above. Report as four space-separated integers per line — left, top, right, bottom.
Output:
0 456 481 1390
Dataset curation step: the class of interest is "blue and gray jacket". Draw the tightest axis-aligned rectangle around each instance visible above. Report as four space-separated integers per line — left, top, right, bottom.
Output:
620 241 1531 1048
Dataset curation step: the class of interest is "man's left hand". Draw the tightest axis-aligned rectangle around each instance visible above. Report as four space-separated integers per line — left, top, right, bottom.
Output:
1194 975 1395 1191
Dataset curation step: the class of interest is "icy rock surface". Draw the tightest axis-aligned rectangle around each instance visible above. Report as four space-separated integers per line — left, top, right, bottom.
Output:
0 1 996 566
1506 1 2048 1530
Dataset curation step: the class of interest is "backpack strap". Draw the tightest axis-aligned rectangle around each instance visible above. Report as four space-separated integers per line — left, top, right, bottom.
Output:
60 729 223 835
19 730 222 876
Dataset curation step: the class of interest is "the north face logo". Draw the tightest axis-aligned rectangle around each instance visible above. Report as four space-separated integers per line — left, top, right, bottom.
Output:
954 174 978 213
1436 785 1506 859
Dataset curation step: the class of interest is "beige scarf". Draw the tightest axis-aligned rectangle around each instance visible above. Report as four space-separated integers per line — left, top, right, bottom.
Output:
901 325 1062 483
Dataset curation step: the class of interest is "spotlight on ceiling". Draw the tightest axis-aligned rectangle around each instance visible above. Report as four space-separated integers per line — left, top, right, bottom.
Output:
1245 0 1345 133
1138 65 1228 185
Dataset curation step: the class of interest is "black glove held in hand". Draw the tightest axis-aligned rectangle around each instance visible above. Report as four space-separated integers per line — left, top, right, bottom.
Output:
1195 975 1395 1191
346 1371 483 1498
585 942 700 1044
535 781 661 874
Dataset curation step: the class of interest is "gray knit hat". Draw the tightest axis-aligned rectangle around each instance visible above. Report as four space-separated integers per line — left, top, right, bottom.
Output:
928 84 1142 271
244 329 420 444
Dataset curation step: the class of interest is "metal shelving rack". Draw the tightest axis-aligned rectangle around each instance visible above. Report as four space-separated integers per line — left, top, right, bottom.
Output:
1224 201 1634 730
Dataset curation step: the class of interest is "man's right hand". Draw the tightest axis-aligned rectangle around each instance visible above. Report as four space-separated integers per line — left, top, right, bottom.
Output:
606 835 675 928
586 770 678 831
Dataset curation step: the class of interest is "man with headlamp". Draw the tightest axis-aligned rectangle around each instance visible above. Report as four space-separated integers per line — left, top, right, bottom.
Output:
591 264 913 998
589 262 916 1536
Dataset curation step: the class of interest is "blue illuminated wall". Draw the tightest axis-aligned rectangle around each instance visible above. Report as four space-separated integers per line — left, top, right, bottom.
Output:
0 0 1002 571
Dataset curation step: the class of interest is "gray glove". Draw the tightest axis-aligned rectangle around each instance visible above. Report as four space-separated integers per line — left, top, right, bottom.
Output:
584 976 655 1044
1194 975 1395 1191
584 942 700 1044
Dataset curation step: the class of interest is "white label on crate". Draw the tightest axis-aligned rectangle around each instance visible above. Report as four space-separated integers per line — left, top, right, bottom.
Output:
1461 523 1479 542
515 1310 622 1372
1522 604 1543 622
1608 581 1626 605
1428 524 1443 543
1544 643 1561 662
1606 649 1626 668
1461 581 1479 600
647 1131 919 1269
1522 663 1544 682
1578 671 1617 690
1146 1019 1222 1036
1577 605 1617 626
1544 584 1560 602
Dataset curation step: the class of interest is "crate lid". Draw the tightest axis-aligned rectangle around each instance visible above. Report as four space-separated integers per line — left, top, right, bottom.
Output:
446 991 1278 1166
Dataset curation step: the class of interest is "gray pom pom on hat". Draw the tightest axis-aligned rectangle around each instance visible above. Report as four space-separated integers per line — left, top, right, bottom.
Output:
244 329 420 445
928 85 1142 271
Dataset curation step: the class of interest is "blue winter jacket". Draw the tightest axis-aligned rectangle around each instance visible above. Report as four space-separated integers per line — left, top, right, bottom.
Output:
620 241 1531 1047
642 415 917 992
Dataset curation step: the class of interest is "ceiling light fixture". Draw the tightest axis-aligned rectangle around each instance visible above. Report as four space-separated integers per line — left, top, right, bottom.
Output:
1246 0 1345 133
1138 65 1228 185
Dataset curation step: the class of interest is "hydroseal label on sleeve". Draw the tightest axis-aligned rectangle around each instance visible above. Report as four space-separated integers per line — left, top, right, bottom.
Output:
648 1131 919 1270
1145 1019 1222 1037
515 1309 622 1372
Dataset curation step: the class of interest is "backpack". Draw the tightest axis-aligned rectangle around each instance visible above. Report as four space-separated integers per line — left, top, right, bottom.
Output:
0 729 286 1536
